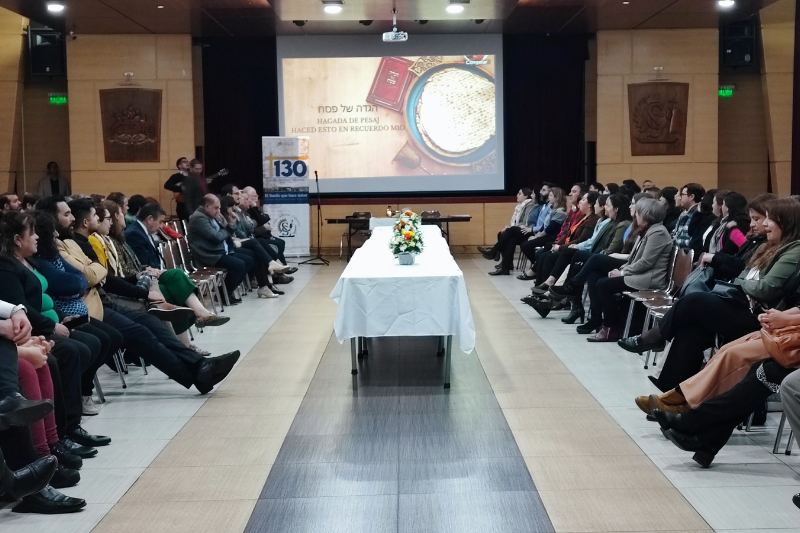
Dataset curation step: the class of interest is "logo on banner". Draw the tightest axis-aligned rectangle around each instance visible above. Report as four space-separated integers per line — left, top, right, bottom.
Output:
276 214 299 238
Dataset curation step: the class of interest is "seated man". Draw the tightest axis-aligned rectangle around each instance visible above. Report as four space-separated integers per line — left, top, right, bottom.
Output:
780 369 800 509
188 194 258 303
38 195 240 395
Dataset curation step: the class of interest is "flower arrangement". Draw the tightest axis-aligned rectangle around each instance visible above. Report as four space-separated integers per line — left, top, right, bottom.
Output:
389 210 424 257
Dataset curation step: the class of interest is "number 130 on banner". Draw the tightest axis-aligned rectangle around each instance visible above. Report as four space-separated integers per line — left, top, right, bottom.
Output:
273 159 308 178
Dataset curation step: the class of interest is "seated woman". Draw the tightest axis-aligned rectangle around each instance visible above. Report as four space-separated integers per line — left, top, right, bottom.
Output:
586 198 673 342
517 188 568 280
705 191 750 261
526 191 600 287
30 211 123 416
660 187 681 233
477 188 536 274
530 193 633 323
95 200 229 353
638 307 797 415
531 192 607 295
651 309 800 468
695 193 774 281
621 197 800 392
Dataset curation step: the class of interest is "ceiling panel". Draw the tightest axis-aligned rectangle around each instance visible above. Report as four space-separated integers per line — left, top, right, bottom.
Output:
0 0 784 36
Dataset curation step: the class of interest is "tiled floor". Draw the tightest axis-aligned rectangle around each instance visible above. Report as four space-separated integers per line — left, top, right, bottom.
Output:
474 257 800 533
2 254 799 533
244 335 554 533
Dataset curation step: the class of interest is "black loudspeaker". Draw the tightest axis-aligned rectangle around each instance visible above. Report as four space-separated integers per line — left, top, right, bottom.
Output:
722 22 756 68
28 27 65 76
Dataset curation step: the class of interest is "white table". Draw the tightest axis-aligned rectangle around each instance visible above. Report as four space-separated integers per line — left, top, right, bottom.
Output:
330 225 476 387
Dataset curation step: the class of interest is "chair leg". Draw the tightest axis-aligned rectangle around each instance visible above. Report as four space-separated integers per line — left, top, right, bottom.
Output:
643 310 653 369
140 357 148 375
786 430 794 455
93 376 105 403
622 299 635 338
774 411 787 453
745 412 754 432
114 351 127 389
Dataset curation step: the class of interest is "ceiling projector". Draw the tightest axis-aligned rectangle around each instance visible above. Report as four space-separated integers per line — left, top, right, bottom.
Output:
383 8 407 42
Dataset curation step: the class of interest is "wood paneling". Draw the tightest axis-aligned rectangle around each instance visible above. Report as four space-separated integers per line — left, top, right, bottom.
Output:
597 28 719 190
0 6 24 192
67 35 195 202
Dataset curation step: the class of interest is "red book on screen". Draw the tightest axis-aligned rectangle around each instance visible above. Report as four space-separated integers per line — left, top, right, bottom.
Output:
366 56 415 113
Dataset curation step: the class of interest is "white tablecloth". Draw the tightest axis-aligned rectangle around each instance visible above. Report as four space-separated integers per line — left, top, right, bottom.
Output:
368 218 397 230
330 226 475 353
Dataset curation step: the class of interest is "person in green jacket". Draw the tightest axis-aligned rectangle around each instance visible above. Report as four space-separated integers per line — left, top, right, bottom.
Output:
620 197 800 392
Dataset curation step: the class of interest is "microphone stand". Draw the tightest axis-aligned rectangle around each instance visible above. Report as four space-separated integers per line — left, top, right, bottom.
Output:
299 170 329 266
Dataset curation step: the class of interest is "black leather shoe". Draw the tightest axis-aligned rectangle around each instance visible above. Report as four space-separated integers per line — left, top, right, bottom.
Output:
194 350 241 394
549 283 577 300
653 409 687 432
516 273 535 280
659 428 715 468
60 437 97 458
273 273 294 284
793 493 800 510
0 394 54 431
617 335 666 355
69 426 111 447
477 247 495 260
7 456 57 500
49 441 83 470
283 267 298 275
521 296 552 318
488 269 509 276
12 486 86 514
267 284 285 295
49 465 80 489
576 315 602 334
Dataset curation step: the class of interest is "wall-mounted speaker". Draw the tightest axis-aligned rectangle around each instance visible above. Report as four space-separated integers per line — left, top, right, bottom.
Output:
722 21 756 68
28 27 65 76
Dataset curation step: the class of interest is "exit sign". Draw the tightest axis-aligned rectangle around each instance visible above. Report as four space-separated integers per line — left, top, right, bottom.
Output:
49 93 67 105
718 85 736 98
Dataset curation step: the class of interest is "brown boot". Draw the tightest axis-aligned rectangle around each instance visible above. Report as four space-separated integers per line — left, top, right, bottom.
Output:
659 388 686 406
648 393 689 413
635 396 652 414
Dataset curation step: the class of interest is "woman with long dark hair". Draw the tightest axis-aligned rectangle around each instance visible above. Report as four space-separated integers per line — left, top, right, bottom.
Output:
623 197 800 392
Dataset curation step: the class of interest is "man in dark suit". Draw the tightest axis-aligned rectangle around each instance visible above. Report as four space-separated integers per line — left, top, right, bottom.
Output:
125 203 166 270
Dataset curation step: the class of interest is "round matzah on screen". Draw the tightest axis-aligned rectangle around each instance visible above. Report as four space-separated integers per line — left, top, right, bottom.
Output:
416 68 496 157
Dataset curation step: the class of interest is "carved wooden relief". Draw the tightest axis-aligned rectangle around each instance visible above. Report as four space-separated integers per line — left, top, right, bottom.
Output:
627 82 689 156
99 88 162 162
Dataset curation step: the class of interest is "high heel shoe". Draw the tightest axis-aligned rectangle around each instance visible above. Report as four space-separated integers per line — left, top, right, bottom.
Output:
561 302 585 324
257 287 278 299
576 314 602 334
521 296 552 318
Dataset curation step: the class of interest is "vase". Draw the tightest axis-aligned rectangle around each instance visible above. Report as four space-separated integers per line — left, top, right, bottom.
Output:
397 252 415 265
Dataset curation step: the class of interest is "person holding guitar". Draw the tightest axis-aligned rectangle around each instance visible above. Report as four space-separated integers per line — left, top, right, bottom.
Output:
164 158 228 221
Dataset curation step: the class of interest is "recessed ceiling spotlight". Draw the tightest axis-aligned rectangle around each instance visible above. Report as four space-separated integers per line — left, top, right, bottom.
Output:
46 2 65 12
157 5 164 8
446 1 468 14
322 0 343 14
718 0 735 7
622 1 629 4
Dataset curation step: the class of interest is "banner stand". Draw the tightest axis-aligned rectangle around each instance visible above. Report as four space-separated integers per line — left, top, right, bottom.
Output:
261 137 311 257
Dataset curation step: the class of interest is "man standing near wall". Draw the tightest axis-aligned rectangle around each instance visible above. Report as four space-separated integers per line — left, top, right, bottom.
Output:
36 162 70 198
163 157 191 220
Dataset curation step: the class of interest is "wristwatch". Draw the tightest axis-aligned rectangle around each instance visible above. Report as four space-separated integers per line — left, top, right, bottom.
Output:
10 304 26 316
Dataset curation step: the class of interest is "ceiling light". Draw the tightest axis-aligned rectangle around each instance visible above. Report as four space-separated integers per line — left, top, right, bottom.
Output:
322 1 343 14
623 1 629 4
446 4 465 14
157 5 164 8
46 2 65 12
718 0 735 7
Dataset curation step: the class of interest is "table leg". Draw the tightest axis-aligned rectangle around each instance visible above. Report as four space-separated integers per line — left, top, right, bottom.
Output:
358 337 369 358
444 221 451 245
437 336 444 357
444 335 452 389
350 338 358 375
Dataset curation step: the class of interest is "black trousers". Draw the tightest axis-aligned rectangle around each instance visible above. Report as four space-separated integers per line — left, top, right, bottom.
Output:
655 293 760 391
678 360 794 455
540 247 579 282
235 246 269 287
261 236 287 264
0 425 40 471
0 444 17 495
519 235 555 264
47 334 95 434
215 250 256 293
103 305 202 389
75 320 123 396
564 249 594 286
0 338 17 398
493 226 528 271
575 254 626 318
594 276 633 327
